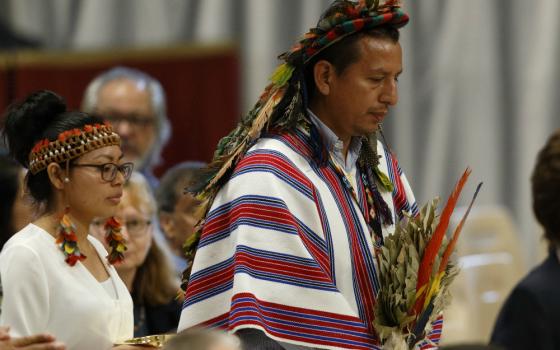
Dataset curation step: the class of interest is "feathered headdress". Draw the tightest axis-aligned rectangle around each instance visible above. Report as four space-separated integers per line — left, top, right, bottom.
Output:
182 0 410 289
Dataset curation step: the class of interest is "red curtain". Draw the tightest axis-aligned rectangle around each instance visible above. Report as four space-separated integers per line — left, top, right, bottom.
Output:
0 45 240 177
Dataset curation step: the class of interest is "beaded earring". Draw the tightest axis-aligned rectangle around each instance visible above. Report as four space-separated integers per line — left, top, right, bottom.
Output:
104 217 127 264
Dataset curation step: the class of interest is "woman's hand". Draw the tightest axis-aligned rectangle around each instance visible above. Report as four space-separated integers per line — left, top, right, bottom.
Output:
0 327 65 350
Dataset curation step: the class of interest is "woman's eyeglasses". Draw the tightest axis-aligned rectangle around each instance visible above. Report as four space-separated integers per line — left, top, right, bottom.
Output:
122 219 152 236
73 162 134 182
91 217 152 237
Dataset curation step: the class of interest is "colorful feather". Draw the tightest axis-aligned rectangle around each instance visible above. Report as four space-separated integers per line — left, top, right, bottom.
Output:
438 181 483 274
412 167 471 315
409 182 483 342
202 86 285 195
374 168 480 348
420 181 482 311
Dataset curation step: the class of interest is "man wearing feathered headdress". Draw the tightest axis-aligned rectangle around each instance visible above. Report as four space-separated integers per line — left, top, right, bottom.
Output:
178 1 442 349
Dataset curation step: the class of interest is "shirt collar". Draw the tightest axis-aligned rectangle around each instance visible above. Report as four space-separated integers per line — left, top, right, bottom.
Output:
307 109 363 170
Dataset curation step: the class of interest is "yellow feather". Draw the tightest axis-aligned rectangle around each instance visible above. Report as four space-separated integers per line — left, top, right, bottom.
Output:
423 271 445 310
415 284 427 300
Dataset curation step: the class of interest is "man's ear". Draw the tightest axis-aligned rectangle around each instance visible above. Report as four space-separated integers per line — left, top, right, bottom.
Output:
313 60 335 96
47 163 67 190
159 212 175 240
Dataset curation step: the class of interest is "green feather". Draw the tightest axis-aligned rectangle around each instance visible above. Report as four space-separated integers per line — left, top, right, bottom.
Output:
270 63 295 87
183 230 201 259
375 167 394 192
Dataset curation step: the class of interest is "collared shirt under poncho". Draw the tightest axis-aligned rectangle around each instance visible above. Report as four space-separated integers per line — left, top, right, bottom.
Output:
178 126 442 349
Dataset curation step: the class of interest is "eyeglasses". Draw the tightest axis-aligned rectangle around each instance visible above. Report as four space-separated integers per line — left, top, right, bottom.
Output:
104 114 155 129
73 162 134 182
121 218 152 236
91 217 152 237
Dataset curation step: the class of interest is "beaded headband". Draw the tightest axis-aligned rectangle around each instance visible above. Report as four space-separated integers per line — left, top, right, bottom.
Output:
28 123 121 174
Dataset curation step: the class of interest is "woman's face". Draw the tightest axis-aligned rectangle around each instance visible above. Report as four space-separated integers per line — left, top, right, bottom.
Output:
66 145 126 221
115 192 153 271
90 186 153 272
160 191 199 253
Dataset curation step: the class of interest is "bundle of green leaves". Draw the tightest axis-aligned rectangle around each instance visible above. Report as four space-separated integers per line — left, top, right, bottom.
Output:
373 169 481 349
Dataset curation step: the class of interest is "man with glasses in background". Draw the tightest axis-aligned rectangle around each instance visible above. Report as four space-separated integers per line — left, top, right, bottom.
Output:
82 67 171 188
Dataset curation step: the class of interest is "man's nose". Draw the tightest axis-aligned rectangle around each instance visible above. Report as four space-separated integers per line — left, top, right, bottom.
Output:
120 222 130 240
115 119 133 137
379 80 398 106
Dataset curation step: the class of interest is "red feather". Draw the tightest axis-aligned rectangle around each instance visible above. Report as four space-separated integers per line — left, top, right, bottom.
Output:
412 167 471 315
438 182 483 274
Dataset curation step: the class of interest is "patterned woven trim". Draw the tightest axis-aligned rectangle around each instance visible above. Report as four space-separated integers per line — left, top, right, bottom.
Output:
28 123 120 174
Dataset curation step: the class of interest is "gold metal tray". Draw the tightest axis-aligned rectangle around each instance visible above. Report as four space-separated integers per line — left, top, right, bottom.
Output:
116 334 175 348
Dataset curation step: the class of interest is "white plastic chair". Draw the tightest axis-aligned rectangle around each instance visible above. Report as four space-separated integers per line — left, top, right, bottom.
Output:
440 205 525 345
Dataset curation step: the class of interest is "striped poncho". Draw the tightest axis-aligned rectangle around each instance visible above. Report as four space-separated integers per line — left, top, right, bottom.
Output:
178 128 442 349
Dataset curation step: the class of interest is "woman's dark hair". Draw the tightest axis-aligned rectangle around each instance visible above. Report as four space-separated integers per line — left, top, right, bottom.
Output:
304 26 400 102
531 129 560 248
2 90 104 206
0 154 21 247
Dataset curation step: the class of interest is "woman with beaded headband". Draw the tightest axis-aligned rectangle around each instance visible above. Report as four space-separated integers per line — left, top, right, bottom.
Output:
179 0 442 349
0 90 144 350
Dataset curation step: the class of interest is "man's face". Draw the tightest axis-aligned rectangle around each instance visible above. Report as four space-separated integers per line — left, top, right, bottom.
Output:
318 36 402 141
159 188 200 255
96 78 156 170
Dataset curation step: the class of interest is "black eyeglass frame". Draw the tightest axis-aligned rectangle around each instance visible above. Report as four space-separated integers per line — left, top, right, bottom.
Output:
72 162 134 182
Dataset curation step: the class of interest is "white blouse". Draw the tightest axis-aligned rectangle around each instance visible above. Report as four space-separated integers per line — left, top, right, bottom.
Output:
0 224 133 350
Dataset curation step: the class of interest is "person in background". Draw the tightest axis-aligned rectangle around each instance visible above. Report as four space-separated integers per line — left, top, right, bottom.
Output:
82 67 171 188
163 329 240 350
490 129 560 350
90 172 181 337
156 161 205 274
0 154 37 246
0 90 138 349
